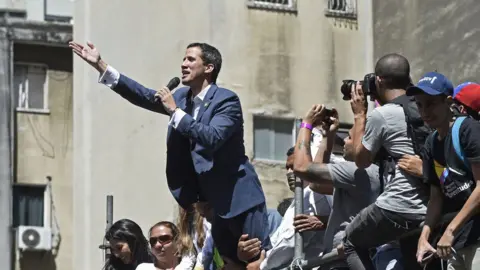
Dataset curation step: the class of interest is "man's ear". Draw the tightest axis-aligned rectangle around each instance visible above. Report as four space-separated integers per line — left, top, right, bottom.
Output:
205 63 214 75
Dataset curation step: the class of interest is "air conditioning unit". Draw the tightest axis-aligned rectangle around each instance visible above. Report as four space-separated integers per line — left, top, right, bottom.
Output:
17 226 52 251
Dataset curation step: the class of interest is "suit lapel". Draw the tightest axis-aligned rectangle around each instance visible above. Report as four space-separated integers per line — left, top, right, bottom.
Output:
177 89 190 112
196 84 218 121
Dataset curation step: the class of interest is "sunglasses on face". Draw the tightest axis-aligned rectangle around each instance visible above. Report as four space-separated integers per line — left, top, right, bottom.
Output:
149 235 173 246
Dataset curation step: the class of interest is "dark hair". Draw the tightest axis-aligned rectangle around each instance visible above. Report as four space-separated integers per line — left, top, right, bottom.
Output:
374 53 411 89
277 198 294 217
187 42 222 83
148 221 179 239
453 101 480 120
104 219 153 270
286 147 295 157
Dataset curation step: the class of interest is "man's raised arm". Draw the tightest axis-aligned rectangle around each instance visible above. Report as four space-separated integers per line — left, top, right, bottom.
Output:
293 105 334 187
69 41 168 115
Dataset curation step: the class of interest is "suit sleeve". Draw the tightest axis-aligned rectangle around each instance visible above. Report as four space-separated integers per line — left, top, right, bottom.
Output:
99 66 168 115
175 95 242 152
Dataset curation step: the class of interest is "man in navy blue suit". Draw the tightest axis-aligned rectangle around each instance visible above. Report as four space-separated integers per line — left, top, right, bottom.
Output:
69 41 271 264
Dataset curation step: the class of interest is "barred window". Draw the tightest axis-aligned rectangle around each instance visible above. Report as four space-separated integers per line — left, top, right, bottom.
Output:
246 0 297 12
14 63 49 112
254 116 296 161
325 0 357 18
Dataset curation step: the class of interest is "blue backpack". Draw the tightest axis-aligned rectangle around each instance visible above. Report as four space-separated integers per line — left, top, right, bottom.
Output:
431 116 471 177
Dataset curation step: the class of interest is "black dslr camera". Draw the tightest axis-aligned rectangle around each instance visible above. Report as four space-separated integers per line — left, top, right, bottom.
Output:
340 73 377 101
323 108 334 125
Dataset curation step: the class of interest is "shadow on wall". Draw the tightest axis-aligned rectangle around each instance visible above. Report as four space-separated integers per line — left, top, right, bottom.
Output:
373 0 480 83
18 252 56 270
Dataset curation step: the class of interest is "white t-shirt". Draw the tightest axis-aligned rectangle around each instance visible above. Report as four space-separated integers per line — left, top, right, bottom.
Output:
135 263 158 270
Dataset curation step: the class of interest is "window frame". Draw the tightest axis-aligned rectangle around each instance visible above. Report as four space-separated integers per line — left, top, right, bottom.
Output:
325 0 357 19
14 62 50 114
246 0 297 13
12 183 50 228
253 115 297 163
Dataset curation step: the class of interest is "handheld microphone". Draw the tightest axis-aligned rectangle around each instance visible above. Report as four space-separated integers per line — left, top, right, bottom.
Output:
166 77 181 90
155 77 180 102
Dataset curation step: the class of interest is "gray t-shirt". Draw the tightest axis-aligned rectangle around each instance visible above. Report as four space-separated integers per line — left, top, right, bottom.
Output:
324 161 380 252
362 104 429 214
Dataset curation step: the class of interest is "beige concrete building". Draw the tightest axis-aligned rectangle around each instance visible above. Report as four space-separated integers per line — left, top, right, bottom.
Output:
14 43 73 270
372 0 480 84
0 2 73 270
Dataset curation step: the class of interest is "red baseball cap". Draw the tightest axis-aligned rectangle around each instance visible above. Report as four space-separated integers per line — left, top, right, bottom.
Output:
453 82 480 112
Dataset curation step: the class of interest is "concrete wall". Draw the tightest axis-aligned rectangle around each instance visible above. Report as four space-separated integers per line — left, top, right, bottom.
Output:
373 0 480 84
14 45 73 270
247 0 374 206
0 0 72 21
73 1 373 270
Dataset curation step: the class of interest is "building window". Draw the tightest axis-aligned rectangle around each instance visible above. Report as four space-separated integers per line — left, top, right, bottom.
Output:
14 63 49 112
246 0 297 12
325 0 357 18
254 116 296 161
13 184 46 227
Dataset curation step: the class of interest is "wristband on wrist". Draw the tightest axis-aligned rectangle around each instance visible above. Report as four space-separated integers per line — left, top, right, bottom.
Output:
300 122 313 130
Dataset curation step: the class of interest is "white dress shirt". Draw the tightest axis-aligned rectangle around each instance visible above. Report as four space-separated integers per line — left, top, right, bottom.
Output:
98 65 211 129
169 85 211 128
259 132 335 270
98 65 120 88
260 187 333 270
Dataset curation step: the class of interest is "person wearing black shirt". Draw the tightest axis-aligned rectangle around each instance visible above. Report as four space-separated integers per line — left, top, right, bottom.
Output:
407 72 480 270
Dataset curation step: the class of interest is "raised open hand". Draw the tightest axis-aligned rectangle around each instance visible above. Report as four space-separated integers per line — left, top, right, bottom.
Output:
69 41 105 72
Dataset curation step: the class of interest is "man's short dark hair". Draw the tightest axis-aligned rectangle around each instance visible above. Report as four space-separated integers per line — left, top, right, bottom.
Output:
374 53 411 89
277 198 294 217
187 43 222 83
286 147 295 157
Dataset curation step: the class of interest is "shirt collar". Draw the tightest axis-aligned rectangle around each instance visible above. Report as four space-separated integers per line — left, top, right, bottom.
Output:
193 84 212 104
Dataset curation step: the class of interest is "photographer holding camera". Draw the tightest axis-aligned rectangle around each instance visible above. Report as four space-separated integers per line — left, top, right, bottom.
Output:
341 53 430 270
293 105 407 269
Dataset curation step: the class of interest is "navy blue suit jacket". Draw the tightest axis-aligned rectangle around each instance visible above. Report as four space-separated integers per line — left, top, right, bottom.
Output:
111 74 265 218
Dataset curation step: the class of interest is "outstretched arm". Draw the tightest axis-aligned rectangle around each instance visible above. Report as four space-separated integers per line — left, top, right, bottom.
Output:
69 41 168 115
293 105 335 187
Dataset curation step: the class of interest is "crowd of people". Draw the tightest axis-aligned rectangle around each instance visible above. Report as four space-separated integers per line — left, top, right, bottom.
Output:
69 40 480 270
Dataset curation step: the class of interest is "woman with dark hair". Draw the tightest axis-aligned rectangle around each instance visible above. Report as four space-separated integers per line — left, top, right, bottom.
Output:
136 221 181 270
104 219 154 270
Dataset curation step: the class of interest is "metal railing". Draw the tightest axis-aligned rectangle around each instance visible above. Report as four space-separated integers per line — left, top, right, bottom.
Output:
99 195 114 261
